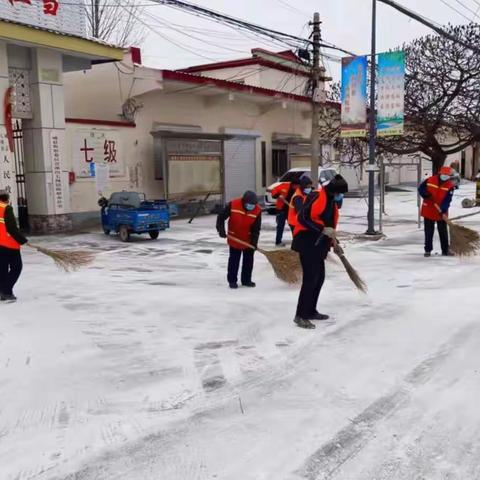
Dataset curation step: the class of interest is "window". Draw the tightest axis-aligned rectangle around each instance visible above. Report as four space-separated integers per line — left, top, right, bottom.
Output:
272 149 288 178
261 141 267 187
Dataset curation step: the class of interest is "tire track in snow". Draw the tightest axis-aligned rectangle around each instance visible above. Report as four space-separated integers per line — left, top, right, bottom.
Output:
295 323 477 480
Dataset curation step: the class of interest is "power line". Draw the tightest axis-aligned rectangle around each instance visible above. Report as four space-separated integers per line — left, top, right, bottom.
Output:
272 0 310 17
451 0 480 18
439 0 476 22
378 0 480 54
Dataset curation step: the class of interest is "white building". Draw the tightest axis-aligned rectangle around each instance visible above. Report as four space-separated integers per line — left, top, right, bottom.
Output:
0 1 122 233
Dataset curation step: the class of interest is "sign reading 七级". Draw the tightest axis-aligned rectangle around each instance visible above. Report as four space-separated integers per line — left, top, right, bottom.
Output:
0 0 86 37
73 129 124 179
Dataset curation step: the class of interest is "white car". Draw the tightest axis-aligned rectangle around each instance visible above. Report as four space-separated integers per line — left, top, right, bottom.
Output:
265 167 338 213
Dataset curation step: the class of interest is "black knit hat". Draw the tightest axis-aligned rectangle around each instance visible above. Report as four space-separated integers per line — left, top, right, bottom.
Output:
299 176 313 188
242 190 258 204
325 174 349 195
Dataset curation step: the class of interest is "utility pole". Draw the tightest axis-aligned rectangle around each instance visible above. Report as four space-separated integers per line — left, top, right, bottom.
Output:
310 12 321 188
366 0 377 234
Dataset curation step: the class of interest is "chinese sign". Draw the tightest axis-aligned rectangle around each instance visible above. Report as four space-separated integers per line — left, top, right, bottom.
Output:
0 0 86 37
377 51 405 137
341 56 368 138
73 129 124 178
50 131 65 214
0 127 18 214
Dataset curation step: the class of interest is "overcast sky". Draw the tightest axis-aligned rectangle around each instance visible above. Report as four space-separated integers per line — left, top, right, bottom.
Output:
140 0 478 79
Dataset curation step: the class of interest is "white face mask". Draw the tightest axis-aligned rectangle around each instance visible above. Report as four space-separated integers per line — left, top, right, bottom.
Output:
303 187 312 195
440 175 450 182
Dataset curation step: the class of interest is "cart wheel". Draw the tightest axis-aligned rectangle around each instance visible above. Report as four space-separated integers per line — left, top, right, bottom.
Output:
119 225 130 242
103 228 110 236
149 230 160 240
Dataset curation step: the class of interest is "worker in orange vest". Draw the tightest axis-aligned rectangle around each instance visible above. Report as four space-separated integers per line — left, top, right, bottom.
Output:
0 190 28 302
270 180 300 246
291 175 348 329
418 166 455 257
288 176 313 234
216 191 262 289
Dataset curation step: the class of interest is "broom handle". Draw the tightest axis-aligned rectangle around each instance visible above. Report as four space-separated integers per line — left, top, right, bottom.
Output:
434 204 454 226
227 235 258 252
450 210 480 222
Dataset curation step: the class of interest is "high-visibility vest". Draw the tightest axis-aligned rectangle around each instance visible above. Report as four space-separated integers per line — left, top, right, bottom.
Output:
0 202 20 250
421 175 454 221
288 189 306 227
270 182 291 211
293 188 339 236
227 198 261 250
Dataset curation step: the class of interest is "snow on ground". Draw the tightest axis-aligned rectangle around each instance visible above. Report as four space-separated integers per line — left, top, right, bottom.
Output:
0 183 479 480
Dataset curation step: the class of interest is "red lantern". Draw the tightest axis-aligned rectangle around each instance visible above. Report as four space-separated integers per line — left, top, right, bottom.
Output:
4 87 14 153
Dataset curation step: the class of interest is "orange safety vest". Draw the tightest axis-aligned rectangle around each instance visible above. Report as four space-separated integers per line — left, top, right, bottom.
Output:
288 188 306 228
270 182 291 211
293 188 339 236
228 198 261 250
421 175 454 221
0 202 21 250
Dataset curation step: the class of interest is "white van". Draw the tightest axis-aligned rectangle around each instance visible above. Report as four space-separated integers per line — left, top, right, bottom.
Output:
265 167 338 213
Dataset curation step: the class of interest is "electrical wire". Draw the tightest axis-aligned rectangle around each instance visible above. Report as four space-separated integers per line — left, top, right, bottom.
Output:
439 0 476 21
451 0 480 18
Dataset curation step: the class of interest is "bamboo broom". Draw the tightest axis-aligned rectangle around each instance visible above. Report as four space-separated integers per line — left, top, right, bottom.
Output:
435 204 480 256
27 244 95 272
279 195 367 292
227 235 301 284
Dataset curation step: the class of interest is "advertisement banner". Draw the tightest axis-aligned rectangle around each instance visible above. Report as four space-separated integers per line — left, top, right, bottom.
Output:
377 51 405 137
341 56 368 138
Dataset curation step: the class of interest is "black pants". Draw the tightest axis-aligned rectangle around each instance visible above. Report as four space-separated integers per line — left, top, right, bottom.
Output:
295 237 328 319
228 247 254 285
275 211 287 245
424 219 449 254
0 247 23 296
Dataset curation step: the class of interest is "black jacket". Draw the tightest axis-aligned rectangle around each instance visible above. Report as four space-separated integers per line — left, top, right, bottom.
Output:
216 202 262 247
3 205 28 246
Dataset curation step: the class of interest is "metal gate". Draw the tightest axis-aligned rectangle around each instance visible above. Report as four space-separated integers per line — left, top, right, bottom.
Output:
224 137 256 202
12 120 28 231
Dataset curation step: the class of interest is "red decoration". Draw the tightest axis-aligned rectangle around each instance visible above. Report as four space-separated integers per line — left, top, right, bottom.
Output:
68 171 76 185
43 0 58 15
4 87 14 153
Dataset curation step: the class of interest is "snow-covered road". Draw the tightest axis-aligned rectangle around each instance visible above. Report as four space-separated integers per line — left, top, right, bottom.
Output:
1 185 479 480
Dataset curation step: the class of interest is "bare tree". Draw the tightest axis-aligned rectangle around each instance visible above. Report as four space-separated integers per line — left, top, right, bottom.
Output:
321 23 480 174
85 0 146 47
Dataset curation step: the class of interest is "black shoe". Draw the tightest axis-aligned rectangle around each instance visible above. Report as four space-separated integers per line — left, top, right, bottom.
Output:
294 316 316 329
1 294 17 303
229 283 238 289
424 252 431 257
275 242 286 248
442 251 455 257
242 282 256 288
309 311 330 321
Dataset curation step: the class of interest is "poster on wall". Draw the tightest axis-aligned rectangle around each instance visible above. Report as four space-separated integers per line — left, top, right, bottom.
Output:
73 129 124 179
341 56 368 138
95 163 110 195
50 131 65 214
377 51 405 137
0 127 18 214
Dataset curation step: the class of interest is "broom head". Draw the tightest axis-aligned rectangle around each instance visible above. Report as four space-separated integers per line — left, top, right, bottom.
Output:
448 222 480 256
31 245 95 272
337 253 368 293
259 248 301 284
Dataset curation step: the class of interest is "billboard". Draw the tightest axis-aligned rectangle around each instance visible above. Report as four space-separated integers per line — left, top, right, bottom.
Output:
341 56 368 138
377 51 405 137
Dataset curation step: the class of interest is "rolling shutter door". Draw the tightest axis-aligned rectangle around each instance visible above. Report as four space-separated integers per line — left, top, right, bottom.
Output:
224 137 256 202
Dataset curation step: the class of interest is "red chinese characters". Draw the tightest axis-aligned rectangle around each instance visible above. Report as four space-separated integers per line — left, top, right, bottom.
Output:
43 0 59 15
7 0 59 16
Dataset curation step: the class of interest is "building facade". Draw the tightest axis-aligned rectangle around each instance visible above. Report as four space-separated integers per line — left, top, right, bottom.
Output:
0 1 122 232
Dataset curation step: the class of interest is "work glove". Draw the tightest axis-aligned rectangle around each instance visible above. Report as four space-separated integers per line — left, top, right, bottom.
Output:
218 230 227 239
322 227 336 239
